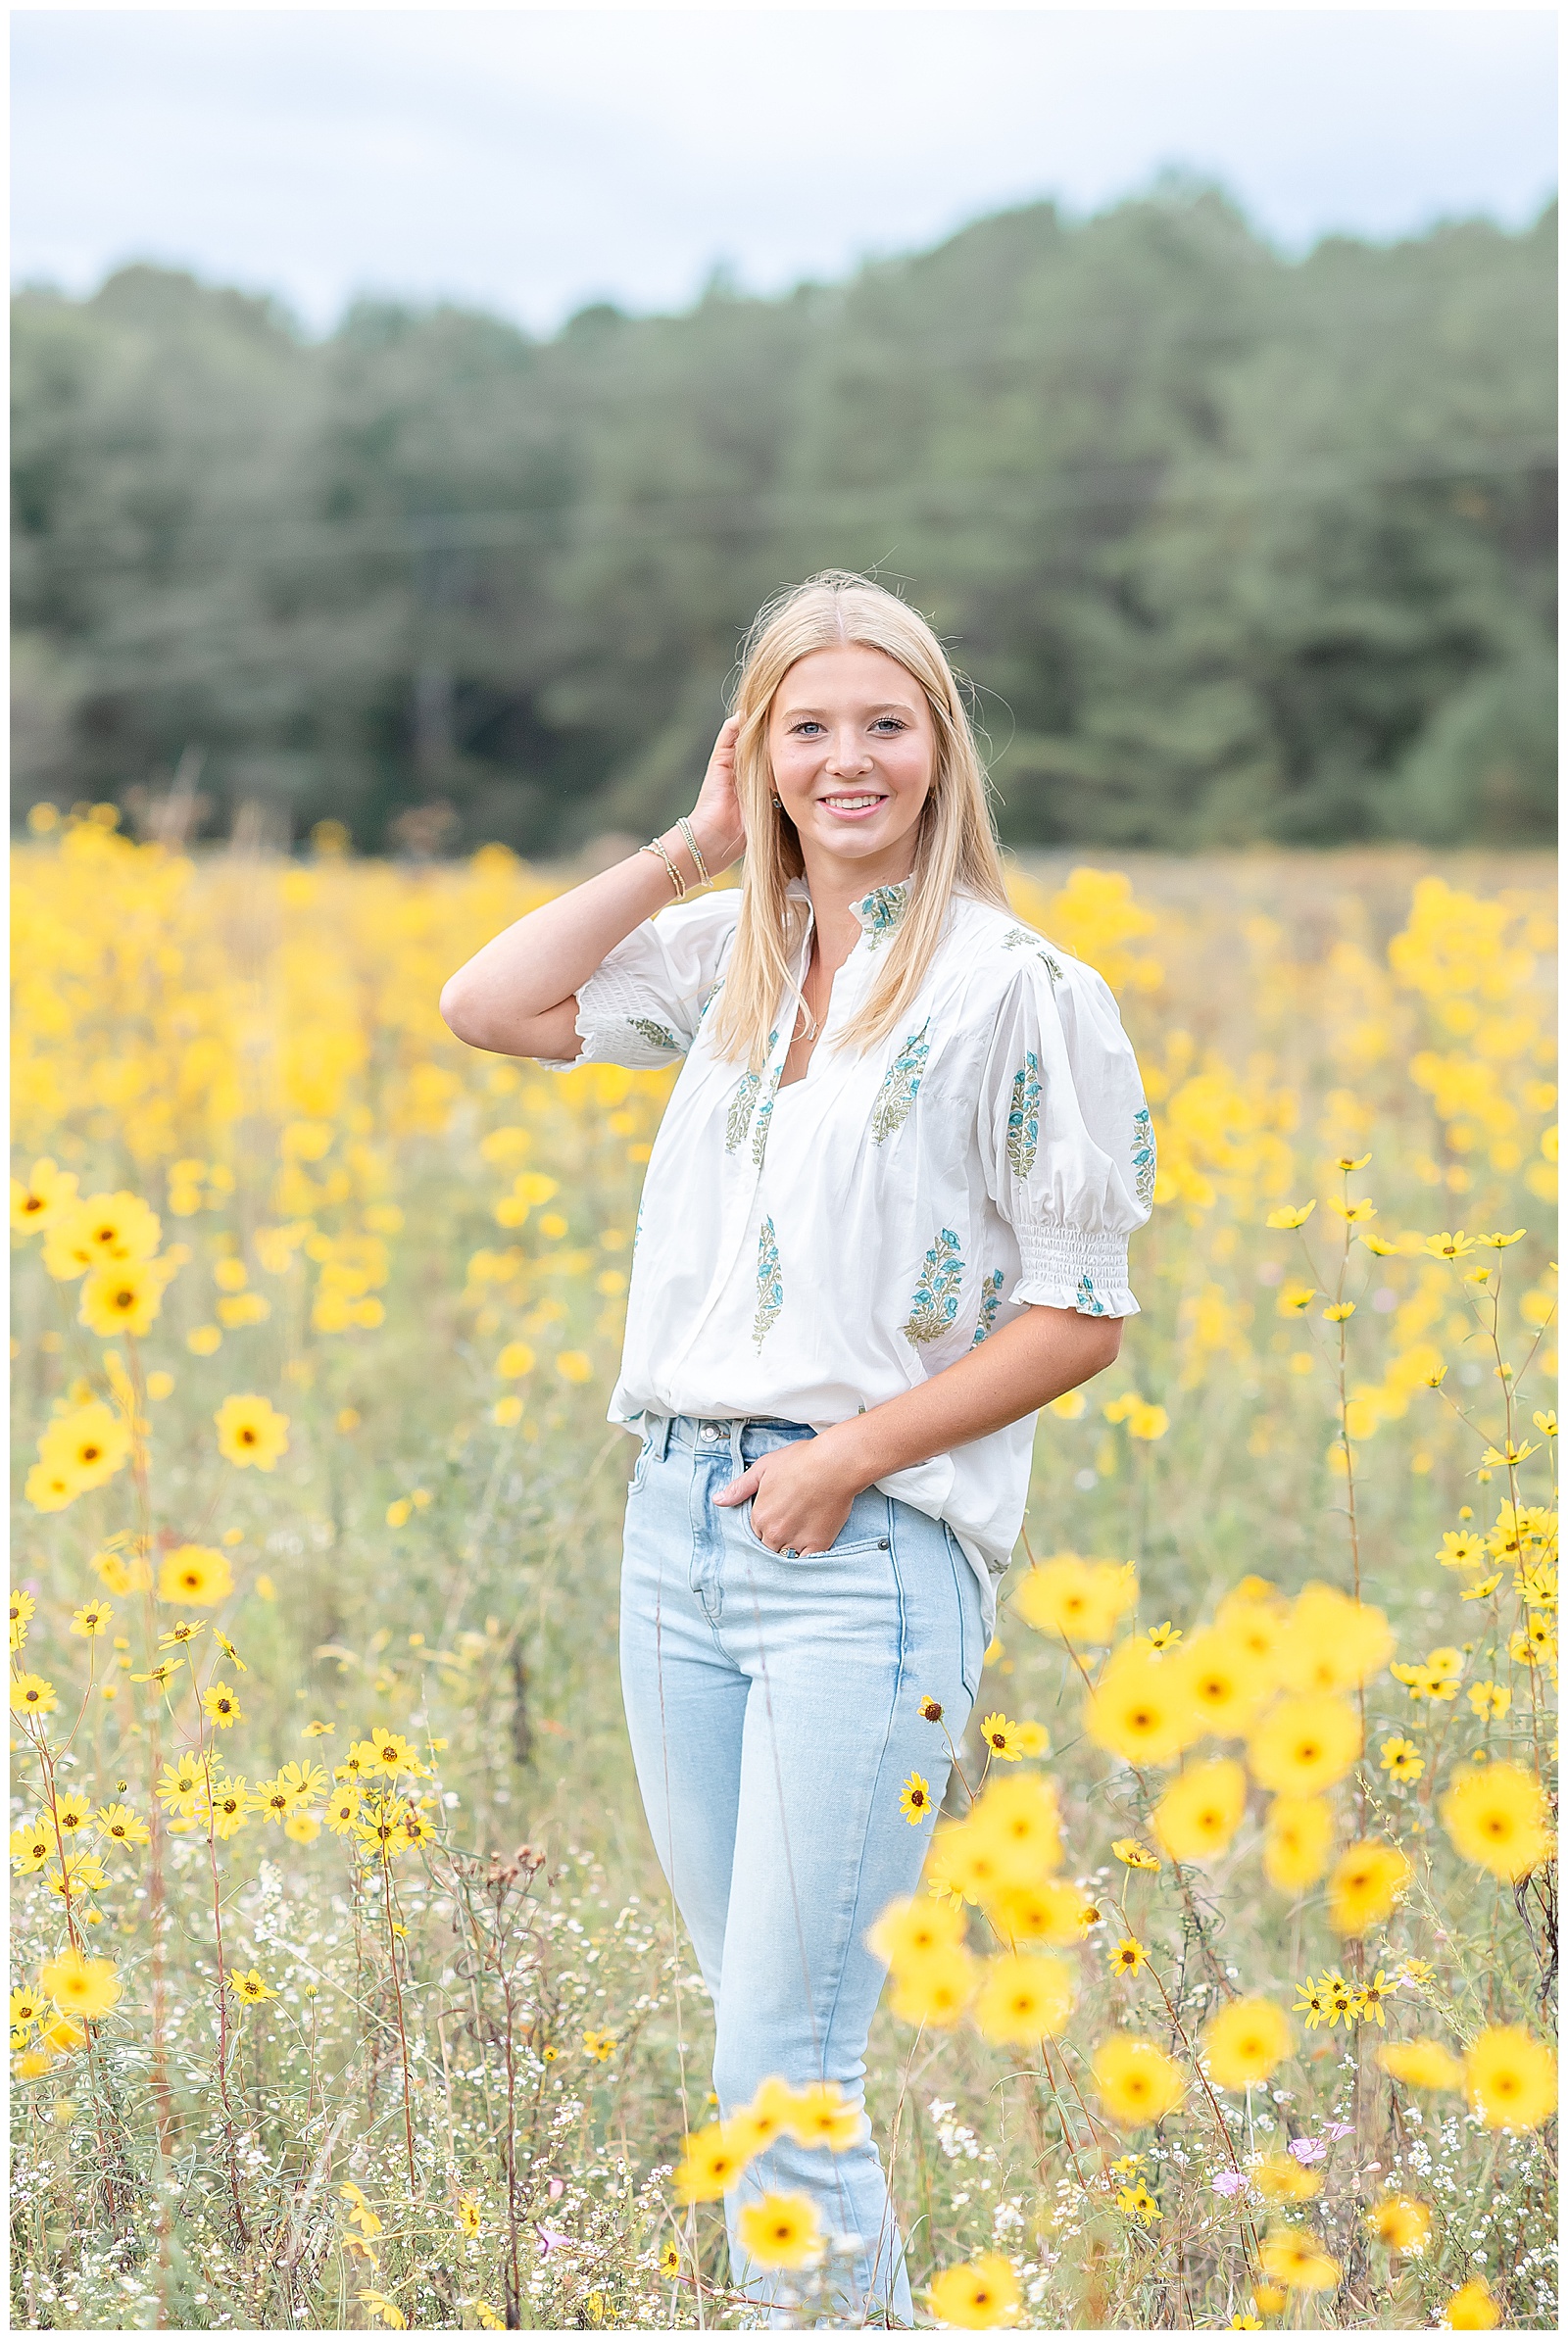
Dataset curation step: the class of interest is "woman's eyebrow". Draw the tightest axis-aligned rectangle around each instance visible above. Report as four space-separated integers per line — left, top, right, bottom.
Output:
777 700 920 720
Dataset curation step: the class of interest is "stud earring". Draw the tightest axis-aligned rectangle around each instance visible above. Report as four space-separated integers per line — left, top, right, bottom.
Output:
771 794 783 808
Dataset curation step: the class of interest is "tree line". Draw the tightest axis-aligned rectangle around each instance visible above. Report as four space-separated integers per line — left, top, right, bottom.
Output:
11 180 1556 855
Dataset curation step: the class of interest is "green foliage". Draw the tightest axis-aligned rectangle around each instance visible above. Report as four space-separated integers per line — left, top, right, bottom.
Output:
10 187 1556 853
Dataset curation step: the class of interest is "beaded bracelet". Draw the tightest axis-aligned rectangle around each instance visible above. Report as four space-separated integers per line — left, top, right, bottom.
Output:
639 835 686 898
675 815 711 888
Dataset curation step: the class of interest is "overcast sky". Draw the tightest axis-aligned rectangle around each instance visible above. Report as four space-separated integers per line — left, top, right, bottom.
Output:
10 5 1558 336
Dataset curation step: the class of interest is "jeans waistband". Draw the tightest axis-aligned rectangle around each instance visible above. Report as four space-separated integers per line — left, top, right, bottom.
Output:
646 1412 813 1464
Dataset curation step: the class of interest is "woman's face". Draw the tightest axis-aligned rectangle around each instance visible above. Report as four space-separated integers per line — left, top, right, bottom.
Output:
766 645 935 871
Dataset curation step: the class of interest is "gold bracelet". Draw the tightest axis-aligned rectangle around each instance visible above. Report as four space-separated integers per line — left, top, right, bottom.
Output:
639 835 685 899
675 815 711 888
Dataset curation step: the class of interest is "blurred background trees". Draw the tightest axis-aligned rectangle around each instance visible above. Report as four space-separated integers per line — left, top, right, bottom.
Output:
10 182 1556 855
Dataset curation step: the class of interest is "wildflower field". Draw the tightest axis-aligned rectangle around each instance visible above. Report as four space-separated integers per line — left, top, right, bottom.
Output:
9 810 1559 2333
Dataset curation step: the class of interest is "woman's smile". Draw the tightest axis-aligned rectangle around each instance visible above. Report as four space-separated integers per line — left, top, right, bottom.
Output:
817 790 890 819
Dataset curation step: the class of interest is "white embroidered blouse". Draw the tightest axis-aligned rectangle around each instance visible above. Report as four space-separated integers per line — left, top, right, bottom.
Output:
540 875 1154 1633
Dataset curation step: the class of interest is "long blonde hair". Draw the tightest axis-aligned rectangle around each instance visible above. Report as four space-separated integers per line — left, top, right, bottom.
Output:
707 571 1010 1068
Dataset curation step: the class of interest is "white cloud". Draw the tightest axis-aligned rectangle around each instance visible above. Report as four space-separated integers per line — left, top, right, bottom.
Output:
11 8 1557 332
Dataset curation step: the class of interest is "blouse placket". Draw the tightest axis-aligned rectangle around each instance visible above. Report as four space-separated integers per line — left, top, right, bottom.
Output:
659 880 899 1389
657 894 810 1389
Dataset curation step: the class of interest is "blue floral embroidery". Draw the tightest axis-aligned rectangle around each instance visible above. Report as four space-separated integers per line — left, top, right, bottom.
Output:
870 1018 931 1144
1006 1051 1042 1177
752 1072 782 1168
903 1228 964 1344
1077 1272 1106 1317
1132 1104 1156 1208
856 884 911 951
1002 925 1064 985
726 1068 762 1153
629 1016 681 1053
753 1214 782 1344
726 1026 779 1155
971 1267 1004 1346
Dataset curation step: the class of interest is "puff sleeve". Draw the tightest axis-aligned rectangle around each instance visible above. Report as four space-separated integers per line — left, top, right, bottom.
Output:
978 949 1155 1316
535 891 741 1072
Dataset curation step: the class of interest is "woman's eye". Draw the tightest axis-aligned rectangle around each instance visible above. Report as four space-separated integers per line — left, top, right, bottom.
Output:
872 718 906 733
792 720 825 736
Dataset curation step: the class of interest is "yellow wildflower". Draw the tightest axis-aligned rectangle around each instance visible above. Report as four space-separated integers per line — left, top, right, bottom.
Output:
1463 2025 1556 2129
899 1773 933 1824
1092 2035 1184 2125
1377 2039 1463 2092
972 1951 1076 2045
10 1674 58 1720
39 1951 122 2022
1446 2278 1500 2329
214 1392 290 1470
1260 2230 1340 2292
1368 2194 1431 2253
227 1968 278 2005
1202 1999 1292 2088
1249 1695 1360 1794
1328 1840 1412 1935
157 1544 233 1605
671 2120 754 2204
1441 1762 1552 1879
737 2192 822 2270
1151 1759 1247 1864
978 1713 1024 1762
202 1680 243 1730
1379 1736 1424 1782
925 2255 1022 2329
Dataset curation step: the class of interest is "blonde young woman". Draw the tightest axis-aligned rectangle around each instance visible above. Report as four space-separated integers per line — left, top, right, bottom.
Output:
440 572 1154 2326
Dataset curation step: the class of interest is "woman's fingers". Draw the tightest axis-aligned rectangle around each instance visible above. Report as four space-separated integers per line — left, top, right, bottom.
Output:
702 715 739 785
712 1455 808 1549
688 716 747 870
711 1462 760 1507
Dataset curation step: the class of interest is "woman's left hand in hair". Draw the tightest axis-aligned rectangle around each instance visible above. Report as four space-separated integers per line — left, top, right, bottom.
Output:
712 1435 866 1556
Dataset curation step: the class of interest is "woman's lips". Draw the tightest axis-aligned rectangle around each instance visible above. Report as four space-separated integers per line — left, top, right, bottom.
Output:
815 793 889 820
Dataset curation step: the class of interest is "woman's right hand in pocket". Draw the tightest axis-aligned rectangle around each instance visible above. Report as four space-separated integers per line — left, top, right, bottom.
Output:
687 715 747 873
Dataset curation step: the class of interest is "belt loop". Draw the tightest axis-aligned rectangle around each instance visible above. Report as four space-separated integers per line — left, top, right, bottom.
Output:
653 1414 672 1461
727 1416 747 1479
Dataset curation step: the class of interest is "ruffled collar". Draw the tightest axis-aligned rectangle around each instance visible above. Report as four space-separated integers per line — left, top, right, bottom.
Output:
852 878 912 943
784 873 913 945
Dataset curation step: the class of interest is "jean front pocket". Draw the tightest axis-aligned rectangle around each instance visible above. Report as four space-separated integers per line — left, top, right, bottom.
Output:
736 1486 891 1562
628 1429 656 1496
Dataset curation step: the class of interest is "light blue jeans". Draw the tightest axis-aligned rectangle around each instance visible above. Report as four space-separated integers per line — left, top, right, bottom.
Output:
618 1413 986 2328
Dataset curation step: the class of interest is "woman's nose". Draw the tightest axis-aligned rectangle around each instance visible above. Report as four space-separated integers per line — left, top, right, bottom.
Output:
825 732 871 773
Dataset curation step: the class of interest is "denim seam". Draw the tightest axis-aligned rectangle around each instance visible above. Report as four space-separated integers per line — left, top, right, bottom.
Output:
703 1447 751 1660
815 1487 906 2060
811 1485 909 2313
947 1526 981 1705
683 1440 730 1646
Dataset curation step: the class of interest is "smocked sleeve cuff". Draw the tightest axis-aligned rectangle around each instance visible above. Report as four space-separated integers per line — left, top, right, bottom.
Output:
534 962 690 1072
1008 1224 1140 1318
